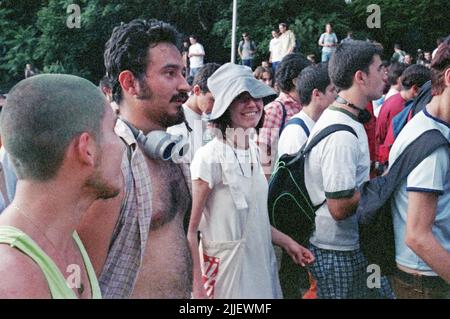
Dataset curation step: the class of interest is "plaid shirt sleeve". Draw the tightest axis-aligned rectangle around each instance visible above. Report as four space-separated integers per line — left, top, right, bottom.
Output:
258 100 283 157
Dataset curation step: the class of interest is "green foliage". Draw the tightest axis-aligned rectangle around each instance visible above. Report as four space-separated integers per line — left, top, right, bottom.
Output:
0 0 449 90
42 61 67 74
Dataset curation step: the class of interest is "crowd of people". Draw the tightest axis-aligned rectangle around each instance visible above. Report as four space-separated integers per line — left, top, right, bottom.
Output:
0 18 448 300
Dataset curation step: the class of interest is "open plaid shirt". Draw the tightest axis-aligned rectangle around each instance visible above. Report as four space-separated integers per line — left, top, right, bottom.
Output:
98 119 153 299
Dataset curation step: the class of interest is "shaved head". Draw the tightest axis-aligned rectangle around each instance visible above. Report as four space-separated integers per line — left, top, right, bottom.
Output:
0 74 107 181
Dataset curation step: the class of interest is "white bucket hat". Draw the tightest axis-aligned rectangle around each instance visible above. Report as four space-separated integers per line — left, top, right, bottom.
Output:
207 63 276 120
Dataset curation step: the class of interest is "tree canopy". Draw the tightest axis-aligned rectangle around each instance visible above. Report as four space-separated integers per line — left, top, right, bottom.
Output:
1 0 449 90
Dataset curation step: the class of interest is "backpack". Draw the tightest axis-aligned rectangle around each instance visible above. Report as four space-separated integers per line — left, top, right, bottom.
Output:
238 40 256 52
268 124 357 245
358 129 449 276
278 101 287 136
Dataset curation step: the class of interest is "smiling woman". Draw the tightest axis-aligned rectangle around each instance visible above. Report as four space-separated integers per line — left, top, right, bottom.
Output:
187 63 315 299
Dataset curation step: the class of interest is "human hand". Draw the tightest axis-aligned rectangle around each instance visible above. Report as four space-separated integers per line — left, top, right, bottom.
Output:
285 242 315 267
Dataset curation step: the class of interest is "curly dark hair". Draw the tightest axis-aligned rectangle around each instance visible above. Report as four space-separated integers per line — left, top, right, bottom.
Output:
275 53 311 93
104 19 181 104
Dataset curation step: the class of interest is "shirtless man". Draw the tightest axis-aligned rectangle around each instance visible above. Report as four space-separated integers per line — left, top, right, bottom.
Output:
78 19 193 298
0 74 124 298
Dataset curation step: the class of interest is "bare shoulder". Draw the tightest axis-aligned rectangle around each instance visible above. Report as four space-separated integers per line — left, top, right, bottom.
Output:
77 189 124 275
0 244 50 299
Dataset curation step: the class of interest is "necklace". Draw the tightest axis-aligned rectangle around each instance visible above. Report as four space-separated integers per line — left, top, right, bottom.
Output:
229 144 253 176
10 203 85 297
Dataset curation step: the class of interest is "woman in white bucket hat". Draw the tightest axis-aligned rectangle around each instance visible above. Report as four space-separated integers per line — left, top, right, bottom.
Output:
187 63 315 299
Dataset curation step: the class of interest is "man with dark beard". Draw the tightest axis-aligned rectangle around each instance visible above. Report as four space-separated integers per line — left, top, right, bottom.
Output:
0 74 124 298
77 19 193 298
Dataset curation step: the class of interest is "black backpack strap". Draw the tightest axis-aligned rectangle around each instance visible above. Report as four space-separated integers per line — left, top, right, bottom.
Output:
303 124 357 154
278 101 287 136
387 129 449 188
287 124 357 166
280 117 310 137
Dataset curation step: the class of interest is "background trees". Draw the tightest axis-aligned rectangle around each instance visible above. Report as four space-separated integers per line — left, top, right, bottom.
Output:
1 0 449 91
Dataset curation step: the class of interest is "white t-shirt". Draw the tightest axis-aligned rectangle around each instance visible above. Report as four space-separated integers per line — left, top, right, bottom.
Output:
190 138 282 298
278 110 315 156
278 30 296 59
305 107 370 251
189 43 205 69
167 104 206 163
269 37 282 63
389 109 450 274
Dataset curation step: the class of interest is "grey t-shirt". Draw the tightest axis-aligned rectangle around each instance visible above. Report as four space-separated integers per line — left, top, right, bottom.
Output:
319 33 338 53
239 40 256 59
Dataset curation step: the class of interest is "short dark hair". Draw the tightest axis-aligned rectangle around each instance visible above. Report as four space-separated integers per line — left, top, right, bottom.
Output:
189 34 198 41
430 35 450 96
104 19 181 104
99 75 112 89
210 108 231 138
0 74 106 181
328 40 383 91
275 53 311 93
192 63 221 93
296 63 331 106
401 64 431 90
387 62 408 86
279 22 287 29
394 43 401 50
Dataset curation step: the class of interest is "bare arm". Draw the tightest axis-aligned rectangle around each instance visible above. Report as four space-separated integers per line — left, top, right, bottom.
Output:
238 44 243 58
187 179 212 299
0 246 51 298
271 227 315 267
404 191 450 283
327 190 360 221
318 35 324 47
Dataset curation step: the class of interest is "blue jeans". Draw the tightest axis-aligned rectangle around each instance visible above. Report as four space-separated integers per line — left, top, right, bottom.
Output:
321 51 333 62
271 61 280 74
241 59 253 69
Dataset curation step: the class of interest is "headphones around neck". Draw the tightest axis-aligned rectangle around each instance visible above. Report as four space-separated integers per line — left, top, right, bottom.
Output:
335 96 372 124
122 119 190 161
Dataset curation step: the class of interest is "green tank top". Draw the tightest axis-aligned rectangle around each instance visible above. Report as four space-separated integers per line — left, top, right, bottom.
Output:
0 225 102 299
